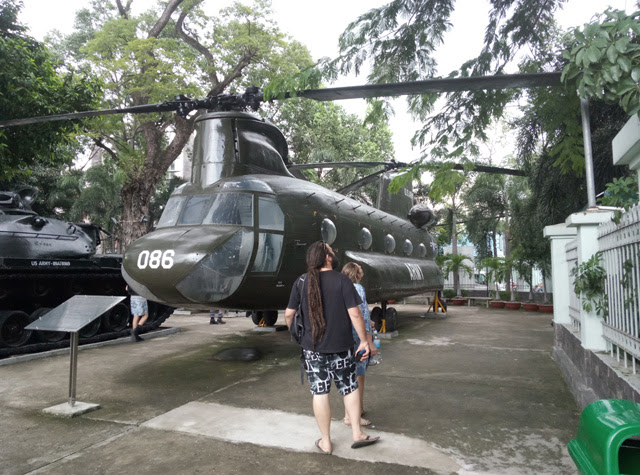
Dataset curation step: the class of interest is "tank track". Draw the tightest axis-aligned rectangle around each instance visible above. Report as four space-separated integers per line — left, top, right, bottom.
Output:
0 304 173 359
0 268 173 358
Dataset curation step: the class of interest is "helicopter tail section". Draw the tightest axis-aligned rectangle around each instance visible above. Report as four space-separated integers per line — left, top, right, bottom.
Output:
376 172 414 220
345 250 443 303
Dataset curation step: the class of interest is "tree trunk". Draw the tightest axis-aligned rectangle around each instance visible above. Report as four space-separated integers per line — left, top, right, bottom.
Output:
504 209 515 302
119 117 195 249
451 206 461 297
121 179 152 248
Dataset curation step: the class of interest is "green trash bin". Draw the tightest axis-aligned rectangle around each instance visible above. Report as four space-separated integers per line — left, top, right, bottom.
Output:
568 399 640 475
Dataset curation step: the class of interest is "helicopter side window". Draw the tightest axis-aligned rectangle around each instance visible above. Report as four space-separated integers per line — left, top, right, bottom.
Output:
157 196 186 228
205 193 253 226
258 196 284 231
252 233 284 273
178 195 212 225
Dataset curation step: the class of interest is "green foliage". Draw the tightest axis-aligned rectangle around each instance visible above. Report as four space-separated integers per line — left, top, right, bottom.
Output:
46 0 318 244
442 289 457 299
481 256 506 299
0 0 100 182
562 9 640 115
269 98 394 202
499 290 511 301
598 174 639 223
325 0 566 204
571 252 608 318
463 174 506 259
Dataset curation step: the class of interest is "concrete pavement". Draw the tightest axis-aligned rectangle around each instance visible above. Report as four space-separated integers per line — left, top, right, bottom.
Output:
0 304 579 474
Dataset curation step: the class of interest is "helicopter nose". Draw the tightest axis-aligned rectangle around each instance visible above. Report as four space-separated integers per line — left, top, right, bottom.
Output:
122 225 244 304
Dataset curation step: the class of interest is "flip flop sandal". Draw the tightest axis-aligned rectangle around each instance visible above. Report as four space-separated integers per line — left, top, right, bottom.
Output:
315 439 332 455
351 435 380 449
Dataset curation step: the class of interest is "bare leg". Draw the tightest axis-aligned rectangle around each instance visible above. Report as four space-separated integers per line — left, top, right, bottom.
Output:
358 375 365 413
312 394 332 453
344 376 366 425
132 314 140 329
138 313 148 327
343 389 366 442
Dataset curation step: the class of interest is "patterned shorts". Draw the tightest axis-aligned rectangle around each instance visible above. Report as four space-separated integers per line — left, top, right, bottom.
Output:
303 349 358 396
130 296 148 316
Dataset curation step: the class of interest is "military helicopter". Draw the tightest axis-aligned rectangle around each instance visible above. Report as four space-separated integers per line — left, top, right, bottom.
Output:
0 72 563 330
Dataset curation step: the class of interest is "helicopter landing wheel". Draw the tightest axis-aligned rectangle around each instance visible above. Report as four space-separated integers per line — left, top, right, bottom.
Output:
371 306 383 332
250 311 264 326
384 307 398 333
261 310 278 326
0 310 33 348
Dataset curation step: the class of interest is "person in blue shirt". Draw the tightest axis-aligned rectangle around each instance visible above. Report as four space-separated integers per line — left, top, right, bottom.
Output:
341 262 377 426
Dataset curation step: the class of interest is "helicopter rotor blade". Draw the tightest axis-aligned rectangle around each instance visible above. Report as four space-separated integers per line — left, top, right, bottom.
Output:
289 161 391 170
0 98 209 129
337 160 525 195
464 163 525 176
293 72 563 102
338 169 388 195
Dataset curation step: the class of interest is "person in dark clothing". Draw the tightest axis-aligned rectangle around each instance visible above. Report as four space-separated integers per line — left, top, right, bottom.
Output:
285 241 380 454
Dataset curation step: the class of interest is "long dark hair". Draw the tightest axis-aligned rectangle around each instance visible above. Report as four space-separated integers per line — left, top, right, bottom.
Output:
306 241 329 348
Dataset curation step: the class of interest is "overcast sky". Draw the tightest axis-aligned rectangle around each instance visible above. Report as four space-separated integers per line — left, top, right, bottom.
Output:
19 0 632 162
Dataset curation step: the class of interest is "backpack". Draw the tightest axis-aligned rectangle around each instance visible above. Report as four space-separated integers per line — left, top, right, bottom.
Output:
289 274 306 344
289 274 307 384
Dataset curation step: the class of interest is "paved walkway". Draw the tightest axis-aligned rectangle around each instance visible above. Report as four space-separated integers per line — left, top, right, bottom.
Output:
0 305 579 474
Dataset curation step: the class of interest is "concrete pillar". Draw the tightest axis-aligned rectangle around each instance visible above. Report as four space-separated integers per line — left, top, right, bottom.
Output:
612 114 640 196
543 223 577 325
565 209 614 351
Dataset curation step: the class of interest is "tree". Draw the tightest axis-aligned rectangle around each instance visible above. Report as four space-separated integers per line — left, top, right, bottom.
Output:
562 9 640 116
269 98 394 204
317 0 568 194
441 253 473 298
50 0 317 246
0 0 99 183
480 256 506 300
462 173 506 259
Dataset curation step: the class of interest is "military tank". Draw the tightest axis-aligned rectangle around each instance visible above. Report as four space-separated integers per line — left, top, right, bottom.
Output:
0 187 172 356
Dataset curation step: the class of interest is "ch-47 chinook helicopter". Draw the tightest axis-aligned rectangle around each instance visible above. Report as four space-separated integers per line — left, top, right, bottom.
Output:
0 72 562 331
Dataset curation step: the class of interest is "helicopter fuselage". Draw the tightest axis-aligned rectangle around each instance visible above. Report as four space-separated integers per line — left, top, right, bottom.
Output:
122 110 442 311
122 173 443 310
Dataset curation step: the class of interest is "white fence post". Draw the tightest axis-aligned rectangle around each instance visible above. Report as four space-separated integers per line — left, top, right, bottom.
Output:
543 224 577 325
612 114 640 197
566 209 615 351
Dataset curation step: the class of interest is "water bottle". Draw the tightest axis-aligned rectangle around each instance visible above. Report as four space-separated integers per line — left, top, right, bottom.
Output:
370 330 381 365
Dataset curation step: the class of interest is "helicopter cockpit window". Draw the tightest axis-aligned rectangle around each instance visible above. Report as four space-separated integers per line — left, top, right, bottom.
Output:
178 195 212 225
222 178 274 193
157 196 186 228
258 197 284 231
204 193 253 226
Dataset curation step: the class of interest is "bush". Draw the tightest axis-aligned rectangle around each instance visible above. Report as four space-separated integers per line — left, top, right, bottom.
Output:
499 290 511 301
443 289 457 299
461 290 469 297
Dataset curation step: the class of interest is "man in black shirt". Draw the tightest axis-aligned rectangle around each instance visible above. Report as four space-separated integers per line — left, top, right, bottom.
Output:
285 241 380 454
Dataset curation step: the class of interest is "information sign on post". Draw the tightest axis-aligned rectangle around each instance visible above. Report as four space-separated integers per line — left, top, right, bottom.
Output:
26 295 126 417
